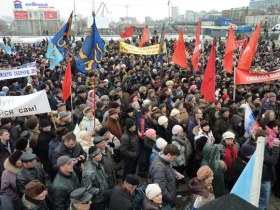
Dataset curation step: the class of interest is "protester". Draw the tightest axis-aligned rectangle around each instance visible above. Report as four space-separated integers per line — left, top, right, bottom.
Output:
69 187 92 210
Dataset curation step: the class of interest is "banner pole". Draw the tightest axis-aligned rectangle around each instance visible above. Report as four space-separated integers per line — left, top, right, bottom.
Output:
70 86 73 112
51 111 57 131
233 67 236 101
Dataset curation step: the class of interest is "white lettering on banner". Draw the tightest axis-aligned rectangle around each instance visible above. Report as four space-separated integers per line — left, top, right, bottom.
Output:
0 62 37 80
0 90 51 118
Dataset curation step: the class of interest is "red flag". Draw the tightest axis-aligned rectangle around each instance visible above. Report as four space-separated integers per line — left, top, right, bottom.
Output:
62 59 73 102
192 19 201 71
173 38 177 51
172 27 188 69
120 25 133 39
139 26 150 47
237 21 263 71
223 26 237 74
201 39 216 102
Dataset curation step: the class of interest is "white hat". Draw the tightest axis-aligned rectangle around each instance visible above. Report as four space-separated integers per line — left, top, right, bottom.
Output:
170 108 180 117
156 138 167 150
158 116 168 126
222 131 235 140
145 184 162 200
172 125 183 135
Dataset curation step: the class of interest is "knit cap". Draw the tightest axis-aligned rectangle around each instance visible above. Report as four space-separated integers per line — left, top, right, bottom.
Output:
197 165 213 181
156 138 167 150
158 116 168 126
145 183 162 200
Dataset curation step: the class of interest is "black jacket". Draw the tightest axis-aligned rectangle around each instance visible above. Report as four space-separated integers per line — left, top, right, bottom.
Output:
50 171 80 210
109 186 134 210
120 130 140 159
0 140 13 176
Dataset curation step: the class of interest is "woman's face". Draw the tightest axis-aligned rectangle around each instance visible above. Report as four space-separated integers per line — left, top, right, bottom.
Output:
225 138 234 146
269 112 276 121
163 122 168 129
204 174 214 184
152 193 163 204
202 125 210 132
83 133 92 143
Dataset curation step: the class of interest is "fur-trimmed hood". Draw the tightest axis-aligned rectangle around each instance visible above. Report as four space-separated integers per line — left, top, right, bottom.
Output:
3 158 20 175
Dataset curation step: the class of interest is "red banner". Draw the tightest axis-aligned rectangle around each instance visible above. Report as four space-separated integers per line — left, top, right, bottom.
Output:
14 11 28 20
235 68 280 85
44 11 58 20
235 38 247 47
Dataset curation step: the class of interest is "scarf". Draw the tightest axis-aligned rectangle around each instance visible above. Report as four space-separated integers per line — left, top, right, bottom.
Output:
224 145 237 169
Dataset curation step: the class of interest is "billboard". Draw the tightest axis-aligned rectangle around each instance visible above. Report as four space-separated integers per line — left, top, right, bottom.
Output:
44 11 58 20
14 11 28 20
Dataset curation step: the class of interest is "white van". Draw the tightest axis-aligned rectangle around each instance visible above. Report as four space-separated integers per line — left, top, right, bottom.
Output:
272 24 280 31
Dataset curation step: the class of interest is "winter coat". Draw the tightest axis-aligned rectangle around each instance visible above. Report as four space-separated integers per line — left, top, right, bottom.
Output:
120 130 140 160
142 197 164 210
187 115 199 145
156 125 172 144
22 195 49 210
229 114 246 146
171 135 192 167
51 142 87 175
100 147 117 188
79 116 101 132
82 160 109 203
149 145 161 169
149 155 177 207
201 144 226 197
194 130 215 144
0 140 13 176
213 116 231 143
144 136 156 158
265 126 278 149
16 163 51 197
109 186 134 210
50 171 80 210
229 155 250 185
56 118 75 132
1 159 21 203
36 130 55 166
188 177 215 208
104 118 123 140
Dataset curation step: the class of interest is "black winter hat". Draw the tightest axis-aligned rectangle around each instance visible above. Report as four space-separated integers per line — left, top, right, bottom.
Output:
125 118 136 130
98 127 109 136
1 118 11 126
8 150 23 166
141 107 150 115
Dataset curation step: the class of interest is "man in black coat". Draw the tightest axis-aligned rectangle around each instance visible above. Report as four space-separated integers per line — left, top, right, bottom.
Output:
0 129 14 177
109 174 139 210
51 132 87 181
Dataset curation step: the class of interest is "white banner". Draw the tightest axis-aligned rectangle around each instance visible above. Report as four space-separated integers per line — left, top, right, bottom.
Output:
0 90 51 118
0 62 37 81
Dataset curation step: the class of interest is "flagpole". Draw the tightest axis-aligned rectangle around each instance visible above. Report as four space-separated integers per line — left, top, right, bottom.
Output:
233 67 236 101
51 111 57 131
70 86 73 112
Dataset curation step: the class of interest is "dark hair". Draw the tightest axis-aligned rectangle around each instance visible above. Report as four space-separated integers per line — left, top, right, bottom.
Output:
0 129 8 136
163 144 180 156
8 150 23 166
15 137 29 151
63 132 76 142
254 129 267 140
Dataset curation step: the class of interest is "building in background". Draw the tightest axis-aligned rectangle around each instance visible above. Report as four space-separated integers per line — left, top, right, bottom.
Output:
13 1 60 36
171 6 179 21
249 0 280 9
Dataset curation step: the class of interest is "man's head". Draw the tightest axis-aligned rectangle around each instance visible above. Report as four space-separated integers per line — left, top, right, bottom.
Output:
70 187 92 210
20 152 37 169
162 144 180 162
57 155 75 175
63 132 77 149
88 146 103 163
0 129 10 143
25 180 47 201
93 136 107 150
123 174 140 194
39 119 51 132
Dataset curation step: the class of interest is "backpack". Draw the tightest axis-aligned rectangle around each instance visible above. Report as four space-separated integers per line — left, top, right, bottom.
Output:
134 184 147 210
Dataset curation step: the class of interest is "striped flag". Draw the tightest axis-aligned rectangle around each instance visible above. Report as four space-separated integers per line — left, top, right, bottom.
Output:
244 103 259 136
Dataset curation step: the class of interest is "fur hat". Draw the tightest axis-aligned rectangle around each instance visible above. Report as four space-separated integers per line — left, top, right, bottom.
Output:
109 108 118 116
170 108 180 117
145 129 156 139
98 127 109 136
172 125 183 135
8 150 23 166
156 138 167 150
197 165 213 181
222 131 235 140
158 116 168 126
240 144 255 158
15 137 29 151
58 111 71 119
145 184 162 200
25 118 38 130
25 180 46 198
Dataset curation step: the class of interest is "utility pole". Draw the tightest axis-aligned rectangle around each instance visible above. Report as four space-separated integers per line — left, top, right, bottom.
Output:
167 0 171 24
92 0 95 18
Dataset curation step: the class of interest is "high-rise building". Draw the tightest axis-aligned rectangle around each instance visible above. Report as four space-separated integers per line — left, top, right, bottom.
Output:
249 0 280 9
171 6 179 21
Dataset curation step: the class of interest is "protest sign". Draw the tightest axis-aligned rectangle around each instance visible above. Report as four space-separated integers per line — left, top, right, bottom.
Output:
235 68 280 85
0 62 37 81
0 90 51 118
119 42 166 55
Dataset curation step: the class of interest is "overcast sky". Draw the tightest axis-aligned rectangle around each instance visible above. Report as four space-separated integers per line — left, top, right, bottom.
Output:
1 0 250 22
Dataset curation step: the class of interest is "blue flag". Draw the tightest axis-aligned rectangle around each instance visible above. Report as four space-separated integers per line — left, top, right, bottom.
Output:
0 43 12 54
52 11 73 54
46 39 63 70
76 19 104 73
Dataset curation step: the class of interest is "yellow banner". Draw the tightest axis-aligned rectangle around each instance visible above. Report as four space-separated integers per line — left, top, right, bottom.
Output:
119 42 166 55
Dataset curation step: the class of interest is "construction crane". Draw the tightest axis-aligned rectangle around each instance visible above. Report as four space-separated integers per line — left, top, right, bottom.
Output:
96 1 109 17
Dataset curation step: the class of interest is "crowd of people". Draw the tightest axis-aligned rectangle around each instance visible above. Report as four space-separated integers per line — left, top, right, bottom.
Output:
0 32 279 210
